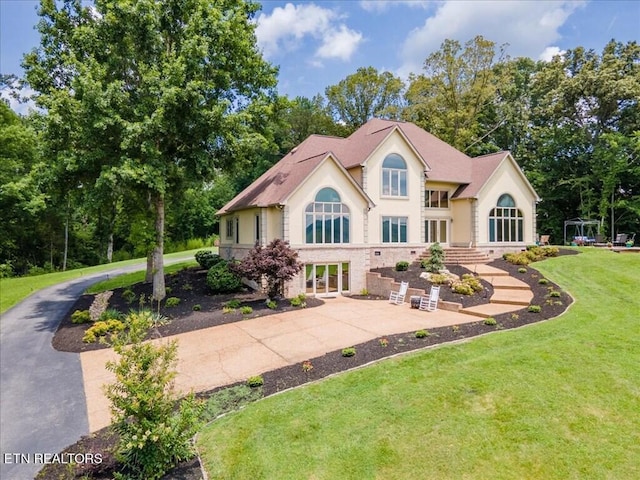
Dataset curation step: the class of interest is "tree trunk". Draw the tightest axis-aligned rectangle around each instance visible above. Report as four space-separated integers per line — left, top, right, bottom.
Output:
152 193 166 302
62 197 70 271
106 233 114 263
145 251 153 283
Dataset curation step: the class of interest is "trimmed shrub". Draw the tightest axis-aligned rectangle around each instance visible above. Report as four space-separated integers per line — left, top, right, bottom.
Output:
247 375 264 388
452 281 474 295
429 273 451 285
528 305 542 313
266 299 277 310
71 309 91 324
240 306 253 315
206 261 242 293
290 293 307 308
82 319 125 343
165 297 181 307
483 317 497 326
395 261 409 271
195 250 223 270
415 329 430 338
192 304 201 311
341 347 356 357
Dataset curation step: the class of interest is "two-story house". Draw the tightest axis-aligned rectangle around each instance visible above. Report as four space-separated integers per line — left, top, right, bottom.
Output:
218 118 540 297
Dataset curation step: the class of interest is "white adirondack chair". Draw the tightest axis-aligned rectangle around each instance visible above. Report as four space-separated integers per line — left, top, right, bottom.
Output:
419 285 440 312
389 281 409 305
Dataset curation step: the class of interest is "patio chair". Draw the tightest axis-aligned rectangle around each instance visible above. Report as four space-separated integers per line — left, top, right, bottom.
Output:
539 235 550 246
389 281 409 305
419 285 440 312
614 233 627 246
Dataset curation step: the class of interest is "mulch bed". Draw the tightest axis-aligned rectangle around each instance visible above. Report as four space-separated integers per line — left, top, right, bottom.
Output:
370 263 495 307
40 251 577 479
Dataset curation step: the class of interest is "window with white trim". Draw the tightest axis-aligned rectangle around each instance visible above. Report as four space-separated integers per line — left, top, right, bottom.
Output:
382 154 407 197
382 216 407 243
489 194 523 242
305 188 350 244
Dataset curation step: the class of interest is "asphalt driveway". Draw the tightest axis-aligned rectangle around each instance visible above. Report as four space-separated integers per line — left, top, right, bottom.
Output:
0 257 192 480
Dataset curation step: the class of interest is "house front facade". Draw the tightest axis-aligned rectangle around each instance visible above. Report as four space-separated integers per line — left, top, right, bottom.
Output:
218 118 540 297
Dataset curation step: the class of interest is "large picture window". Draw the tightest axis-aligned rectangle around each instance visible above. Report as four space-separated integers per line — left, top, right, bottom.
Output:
382 216 408 243
382 154 407 197
489 194 523 242
305 188 350 244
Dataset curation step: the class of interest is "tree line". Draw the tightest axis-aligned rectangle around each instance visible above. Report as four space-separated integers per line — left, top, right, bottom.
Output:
1 1 638 302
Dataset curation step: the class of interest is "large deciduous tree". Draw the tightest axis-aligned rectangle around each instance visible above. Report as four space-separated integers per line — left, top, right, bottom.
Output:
24 0 277 300
325 66 405 133
404 36 504 152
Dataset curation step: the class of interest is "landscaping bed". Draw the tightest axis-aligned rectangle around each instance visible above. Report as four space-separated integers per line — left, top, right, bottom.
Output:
369 263 494 308
41 253 575 479
53 267 323 353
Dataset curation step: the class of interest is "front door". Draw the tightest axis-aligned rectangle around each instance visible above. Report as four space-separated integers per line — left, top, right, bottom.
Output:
305 263 349 296
425 219 448 244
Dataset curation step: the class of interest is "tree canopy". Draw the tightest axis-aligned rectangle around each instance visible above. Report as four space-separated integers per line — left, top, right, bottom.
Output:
22 0 277 299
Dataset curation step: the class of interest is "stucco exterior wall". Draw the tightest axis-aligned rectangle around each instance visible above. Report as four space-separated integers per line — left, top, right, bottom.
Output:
450 199 473 246
476 159 538 246
366 130 425 244
286 158 368 246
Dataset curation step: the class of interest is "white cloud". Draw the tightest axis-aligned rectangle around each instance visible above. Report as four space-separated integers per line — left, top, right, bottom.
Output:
539 46 565 62
255 3 362 63
316 25 363 61
398 0 585 78
359 1 431 13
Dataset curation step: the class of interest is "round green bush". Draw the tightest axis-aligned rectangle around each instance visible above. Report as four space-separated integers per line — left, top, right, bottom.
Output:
395 261 409 272
206 261 242 293
195 250 223 270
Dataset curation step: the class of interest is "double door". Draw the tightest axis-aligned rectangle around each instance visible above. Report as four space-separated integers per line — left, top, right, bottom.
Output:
305 263 349 296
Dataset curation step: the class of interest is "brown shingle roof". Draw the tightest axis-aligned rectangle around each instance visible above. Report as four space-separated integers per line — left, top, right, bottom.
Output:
218 119 532 214
218 134 364 214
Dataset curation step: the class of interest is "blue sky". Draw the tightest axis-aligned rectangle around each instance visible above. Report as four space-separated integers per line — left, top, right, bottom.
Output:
1 0 639 113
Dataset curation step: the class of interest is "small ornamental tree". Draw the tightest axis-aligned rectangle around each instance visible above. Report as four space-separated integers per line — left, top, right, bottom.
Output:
424 242 445 272
105 311 203 480
231 239 303 298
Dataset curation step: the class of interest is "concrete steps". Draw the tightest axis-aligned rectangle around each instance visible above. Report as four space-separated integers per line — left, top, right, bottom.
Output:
458 263 533 318
419 247 490 265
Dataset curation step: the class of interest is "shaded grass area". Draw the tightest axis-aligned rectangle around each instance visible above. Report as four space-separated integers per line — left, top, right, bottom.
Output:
0 249 212 314
197 250 640 479
85 260 197 294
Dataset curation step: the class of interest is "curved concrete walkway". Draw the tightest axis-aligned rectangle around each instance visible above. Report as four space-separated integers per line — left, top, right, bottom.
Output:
0 256 193 480
81 264 534 432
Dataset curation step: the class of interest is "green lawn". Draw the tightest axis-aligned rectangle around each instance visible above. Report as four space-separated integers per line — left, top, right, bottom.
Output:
0 248 212 314
197 249 640 479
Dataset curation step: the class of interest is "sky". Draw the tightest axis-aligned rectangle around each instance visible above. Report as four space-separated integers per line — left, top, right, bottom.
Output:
1 0 639 114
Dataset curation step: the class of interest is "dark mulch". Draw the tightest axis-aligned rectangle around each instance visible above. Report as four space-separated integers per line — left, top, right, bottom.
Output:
53 267 323 353
40 251 576 479
370 263 495 307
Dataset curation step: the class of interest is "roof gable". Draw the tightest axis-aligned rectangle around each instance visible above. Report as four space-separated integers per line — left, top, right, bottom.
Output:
452 151 539 201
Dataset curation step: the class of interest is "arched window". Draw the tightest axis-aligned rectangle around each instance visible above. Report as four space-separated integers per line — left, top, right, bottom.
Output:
382 154 407 196
305 188 350 244
489 194 523 242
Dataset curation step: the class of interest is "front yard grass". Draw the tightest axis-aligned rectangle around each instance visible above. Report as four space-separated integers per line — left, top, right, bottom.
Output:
197 249 640 479
0 248 211 314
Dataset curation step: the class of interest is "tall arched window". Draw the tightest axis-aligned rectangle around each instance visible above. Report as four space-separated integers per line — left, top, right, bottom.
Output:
489 194 523 242
305 188 350 244
382 154 407 196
